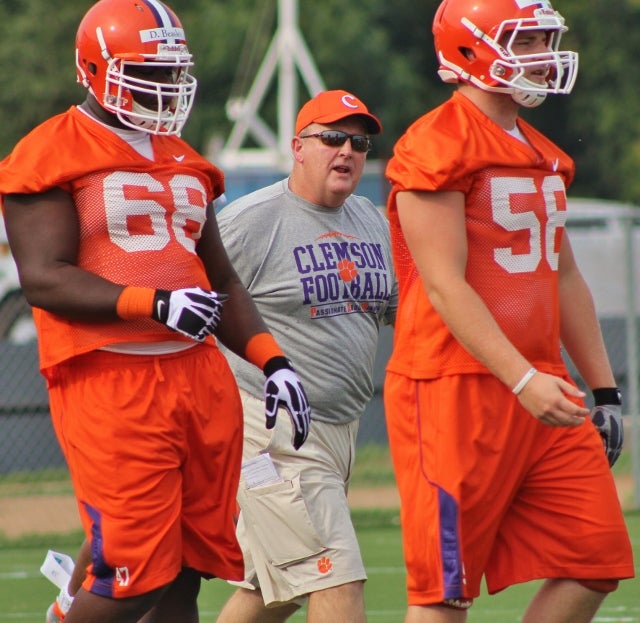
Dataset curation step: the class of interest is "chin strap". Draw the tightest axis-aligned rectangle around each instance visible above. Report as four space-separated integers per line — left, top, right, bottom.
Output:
512 89 547 108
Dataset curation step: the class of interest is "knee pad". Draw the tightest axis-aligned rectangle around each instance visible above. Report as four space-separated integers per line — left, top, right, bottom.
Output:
442 597 473 610
577 579 619 594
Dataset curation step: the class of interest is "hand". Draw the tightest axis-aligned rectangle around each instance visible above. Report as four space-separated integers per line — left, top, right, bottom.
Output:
517 371 588 427
591 404 623 467
263 357 311 450
152 287 228 342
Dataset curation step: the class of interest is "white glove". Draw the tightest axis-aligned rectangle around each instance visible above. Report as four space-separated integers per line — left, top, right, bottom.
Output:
152 287 227 342
263 357 311 450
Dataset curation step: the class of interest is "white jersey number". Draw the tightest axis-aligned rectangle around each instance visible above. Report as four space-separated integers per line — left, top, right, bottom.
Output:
104 172 207 253
491 175 567 273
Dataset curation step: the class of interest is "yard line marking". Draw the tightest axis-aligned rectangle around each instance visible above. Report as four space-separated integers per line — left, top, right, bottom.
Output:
0 571 30 579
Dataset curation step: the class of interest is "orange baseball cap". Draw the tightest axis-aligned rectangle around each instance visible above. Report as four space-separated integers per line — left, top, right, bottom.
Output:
295 90 382 135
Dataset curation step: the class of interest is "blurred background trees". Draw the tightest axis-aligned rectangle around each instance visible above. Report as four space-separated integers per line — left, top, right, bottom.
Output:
1 0 639 202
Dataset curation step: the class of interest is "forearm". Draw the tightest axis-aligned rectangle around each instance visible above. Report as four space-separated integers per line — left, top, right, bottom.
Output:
559 271 615 389
5 188 124 320
19 263 124 320
427 279 532 389
213 277 272 359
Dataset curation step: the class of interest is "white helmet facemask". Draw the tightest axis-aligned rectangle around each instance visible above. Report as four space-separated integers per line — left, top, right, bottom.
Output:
104 56 197 134
89 24 197 135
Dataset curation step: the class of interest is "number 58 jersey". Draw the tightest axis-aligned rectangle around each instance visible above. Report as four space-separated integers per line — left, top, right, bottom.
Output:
385 91 576 380
0 106 224 370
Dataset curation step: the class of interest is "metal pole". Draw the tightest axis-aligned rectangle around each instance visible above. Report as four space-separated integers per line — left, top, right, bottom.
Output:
623 217 640 509
278 0 296 157
219 0 325 170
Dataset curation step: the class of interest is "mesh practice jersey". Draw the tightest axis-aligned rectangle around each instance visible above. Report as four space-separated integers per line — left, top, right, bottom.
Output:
386 91 575 379
0 106 224 370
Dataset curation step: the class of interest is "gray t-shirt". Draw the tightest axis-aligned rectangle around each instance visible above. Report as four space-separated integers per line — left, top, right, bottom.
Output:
217 179 398 424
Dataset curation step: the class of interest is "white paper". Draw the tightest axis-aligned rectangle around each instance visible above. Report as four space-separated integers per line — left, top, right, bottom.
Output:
241 452 283 489
40 550 75 590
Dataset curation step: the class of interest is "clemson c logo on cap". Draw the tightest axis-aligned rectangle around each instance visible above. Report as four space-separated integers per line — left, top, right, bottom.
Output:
341 95 359 109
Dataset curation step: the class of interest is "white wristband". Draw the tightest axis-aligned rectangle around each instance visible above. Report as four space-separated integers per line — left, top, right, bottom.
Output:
512 367 538 395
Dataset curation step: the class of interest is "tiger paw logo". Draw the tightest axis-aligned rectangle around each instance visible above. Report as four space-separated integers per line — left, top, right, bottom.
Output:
337 259 358 282
115 566 130 587
317 556 333 574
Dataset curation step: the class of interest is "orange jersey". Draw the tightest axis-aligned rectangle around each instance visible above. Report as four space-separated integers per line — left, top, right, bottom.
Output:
0 106 224 370
386 91 575 379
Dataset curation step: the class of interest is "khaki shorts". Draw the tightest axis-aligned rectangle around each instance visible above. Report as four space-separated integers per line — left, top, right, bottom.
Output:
233 389 367 606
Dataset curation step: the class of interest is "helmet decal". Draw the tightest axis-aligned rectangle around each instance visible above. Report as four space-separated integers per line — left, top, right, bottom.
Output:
138 0 183 45
139 27 186 45
515 0 552 8
139 0 179 27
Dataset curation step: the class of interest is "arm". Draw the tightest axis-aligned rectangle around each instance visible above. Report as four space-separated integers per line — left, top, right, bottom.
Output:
195 204 271 358
558 234 622 465
196 205 311 450
6 188 309 447
557 234 615 388
4 188 227 342
396 189 588 426
4 188 122 318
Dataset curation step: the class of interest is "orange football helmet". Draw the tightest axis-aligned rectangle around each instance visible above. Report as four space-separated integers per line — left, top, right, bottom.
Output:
75 0 197 134
432 0 578 108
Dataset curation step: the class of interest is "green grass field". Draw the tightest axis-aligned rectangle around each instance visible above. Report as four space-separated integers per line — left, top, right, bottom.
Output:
1 509 639 623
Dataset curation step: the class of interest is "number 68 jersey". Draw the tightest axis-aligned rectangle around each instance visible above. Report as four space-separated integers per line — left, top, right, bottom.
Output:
0 106 224 370
385 91 575 380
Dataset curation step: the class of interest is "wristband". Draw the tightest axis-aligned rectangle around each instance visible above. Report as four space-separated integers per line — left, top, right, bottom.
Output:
116 286 156 320
512 367 538 395
263 355 293 376
245 332 284 370
592 387 622 406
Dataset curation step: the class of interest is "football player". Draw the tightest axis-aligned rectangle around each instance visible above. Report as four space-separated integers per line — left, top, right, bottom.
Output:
0 1 310 622
384 0 634 621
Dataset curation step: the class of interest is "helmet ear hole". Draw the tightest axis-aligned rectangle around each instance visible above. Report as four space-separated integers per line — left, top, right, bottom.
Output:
88 62 97 76
459 47 475 61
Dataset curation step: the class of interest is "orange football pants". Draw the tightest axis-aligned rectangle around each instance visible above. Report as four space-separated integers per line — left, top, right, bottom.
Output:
46 346 244 598
384 371 634 606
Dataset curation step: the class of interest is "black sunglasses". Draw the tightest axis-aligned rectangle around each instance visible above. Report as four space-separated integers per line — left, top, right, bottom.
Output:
299 130 372 153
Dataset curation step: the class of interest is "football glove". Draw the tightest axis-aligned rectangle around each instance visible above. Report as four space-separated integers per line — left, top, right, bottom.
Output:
263 356 311 450
152 287 227 342
590 387 623 467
